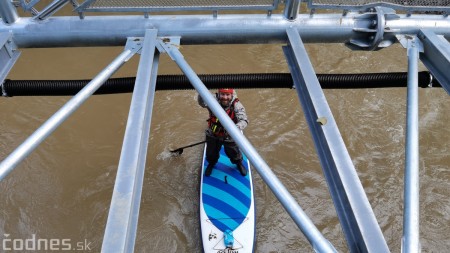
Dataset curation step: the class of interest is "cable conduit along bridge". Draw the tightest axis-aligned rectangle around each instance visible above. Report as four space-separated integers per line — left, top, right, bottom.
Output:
0 0 449 252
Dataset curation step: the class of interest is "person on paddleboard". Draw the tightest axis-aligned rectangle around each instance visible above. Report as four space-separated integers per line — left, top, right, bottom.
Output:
198 88 248 177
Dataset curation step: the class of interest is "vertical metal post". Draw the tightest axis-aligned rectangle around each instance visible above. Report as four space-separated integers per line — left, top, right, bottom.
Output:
283 27 390 253
159 40 337 253
101 30 159 253
0 0 19 24
402 37 421 253
0 46 138 182
284 0 301 20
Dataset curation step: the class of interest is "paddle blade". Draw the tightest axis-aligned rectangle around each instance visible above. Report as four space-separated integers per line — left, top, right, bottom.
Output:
170 148 184 155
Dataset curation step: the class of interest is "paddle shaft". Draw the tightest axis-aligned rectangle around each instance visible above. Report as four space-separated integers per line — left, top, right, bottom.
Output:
170 140 206 153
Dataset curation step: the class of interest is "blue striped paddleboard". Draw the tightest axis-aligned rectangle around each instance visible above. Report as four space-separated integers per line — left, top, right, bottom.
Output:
200 143 256 253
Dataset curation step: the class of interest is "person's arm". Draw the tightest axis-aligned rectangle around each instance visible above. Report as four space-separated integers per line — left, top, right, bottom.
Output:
234 101 248 130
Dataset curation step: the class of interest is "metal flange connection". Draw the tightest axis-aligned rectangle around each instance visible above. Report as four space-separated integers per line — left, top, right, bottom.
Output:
347 6 400 51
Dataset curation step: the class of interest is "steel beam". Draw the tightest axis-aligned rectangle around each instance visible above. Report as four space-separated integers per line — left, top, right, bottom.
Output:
33 0 71 20
418 29 450 95
283 27 390 253
158 39 337 253
101 30 159 253
20 0 41 12
0 0 19 24
402 36 421 253
0 32 20 87
1 14 450 47
0 41 139 181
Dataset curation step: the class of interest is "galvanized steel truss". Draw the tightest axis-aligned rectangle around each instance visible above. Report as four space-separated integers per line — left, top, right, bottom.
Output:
1 0 450 252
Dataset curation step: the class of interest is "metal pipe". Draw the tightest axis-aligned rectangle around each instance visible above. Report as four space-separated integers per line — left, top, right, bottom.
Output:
161 41 337 253
283 0 301 20
33 0 70 20
2 14 450 47
402 37 420 253
101 30 158 253
0 48 135 181
0 0 19 24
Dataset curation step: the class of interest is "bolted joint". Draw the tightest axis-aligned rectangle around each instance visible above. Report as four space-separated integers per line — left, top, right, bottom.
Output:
347 6 400 51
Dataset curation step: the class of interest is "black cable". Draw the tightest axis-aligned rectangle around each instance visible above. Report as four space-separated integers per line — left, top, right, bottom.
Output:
1 71 440 97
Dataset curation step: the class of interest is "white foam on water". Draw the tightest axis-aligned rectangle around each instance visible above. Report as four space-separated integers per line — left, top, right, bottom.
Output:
157 150 178 161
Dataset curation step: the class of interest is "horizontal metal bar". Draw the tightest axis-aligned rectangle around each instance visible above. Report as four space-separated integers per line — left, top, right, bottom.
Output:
2 14 450 47
284 27 390 253
0 47 136 181
102 29 158 253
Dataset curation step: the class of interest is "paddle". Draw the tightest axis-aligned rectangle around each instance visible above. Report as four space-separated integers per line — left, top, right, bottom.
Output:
170 140 206 155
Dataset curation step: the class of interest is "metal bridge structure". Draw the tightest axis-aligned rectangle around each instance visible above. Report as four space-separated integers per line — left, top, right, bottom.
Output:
0 0 449 252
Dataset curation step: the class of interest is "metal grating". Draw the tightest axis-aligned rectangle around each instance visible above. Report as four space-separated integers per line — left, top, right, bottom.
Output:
76 0 279 12
308 0 450 11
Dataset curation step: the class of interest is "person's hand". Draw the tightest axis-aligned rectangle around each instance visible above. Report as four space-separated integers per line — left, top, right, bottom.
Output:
223 130 232 140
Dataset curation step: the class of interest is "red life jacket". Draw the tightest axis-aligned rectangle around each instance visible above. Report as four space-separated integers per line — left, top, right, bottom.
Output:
208 98 239 137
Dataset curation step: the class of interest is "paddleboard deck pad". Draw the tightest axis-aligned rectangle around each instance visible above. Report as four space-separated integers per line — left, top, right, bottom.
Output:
200 144 255 253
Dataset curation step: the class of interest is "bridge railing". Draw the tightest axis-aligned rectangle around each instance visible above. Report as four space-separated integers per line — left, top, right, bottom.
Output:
307 0 450 12
75 0 281 13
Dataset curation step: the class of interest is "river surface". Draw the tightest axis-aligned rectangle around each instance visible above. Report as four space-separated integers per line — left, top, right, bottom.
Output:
1 5 450 253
